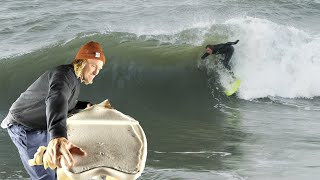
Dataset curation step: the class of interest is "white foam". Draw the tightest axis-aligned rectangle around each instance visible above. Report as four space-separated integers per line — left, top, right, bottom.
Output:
224 17 320 99
153 150 231 157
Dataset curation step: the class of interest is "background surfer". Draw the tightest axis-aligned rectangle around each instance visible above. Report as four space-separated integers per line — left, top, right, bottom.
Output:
1 41 106 179
201 40 239 71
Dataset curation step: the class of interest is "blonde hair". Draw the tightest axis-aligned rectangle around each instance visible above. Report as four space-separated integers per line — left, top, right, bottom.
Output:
72 59 92 85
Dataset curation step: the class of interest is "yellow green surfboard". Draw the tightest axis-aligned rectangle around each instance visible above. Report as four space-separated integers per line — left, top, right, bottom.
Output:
224 79 241 96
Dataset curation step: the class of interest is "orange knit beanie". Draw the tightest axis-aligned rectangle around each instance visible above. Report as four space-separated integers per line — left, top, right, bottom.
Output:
74 41 106 64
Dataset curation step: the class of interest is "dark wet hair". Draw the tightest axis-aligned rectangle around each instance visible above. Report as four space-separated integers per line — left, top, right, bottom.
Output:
205 45 214 50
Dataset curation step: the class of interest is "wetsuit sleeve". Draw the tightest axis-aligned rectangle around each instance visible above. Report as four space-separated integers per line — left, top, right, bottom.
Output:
67 101 91 117
46 71 74 140
212 44 227 54
213 40 238 54
74 101 91 110
202 40 238 60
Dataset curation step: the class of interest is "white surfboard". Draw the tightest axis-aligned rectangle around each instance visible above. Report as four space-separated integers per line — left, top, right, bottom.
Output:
60 100 147 180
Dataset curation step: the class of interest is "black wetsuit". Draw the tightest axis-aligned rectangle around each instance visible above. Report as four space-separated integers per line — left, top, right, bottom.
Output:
201 40 239 70
5 64 84 139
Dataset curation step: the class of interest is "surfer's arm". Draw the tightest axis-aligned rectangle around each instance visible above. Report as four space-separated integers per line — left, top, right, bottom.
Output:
225 40 239 46
201 40 238 59
214 40 239 54
45 71 85 168
46 71 73 139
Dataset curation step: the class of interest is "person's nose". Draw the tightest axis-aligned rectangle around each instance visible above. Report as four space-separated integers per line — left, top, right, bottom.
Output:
93 68 99 76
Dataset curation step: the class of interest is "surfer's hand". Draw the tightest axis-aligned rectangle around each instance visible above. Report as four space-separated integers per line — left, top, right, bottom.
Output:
86 103 93 108
45 137 87 168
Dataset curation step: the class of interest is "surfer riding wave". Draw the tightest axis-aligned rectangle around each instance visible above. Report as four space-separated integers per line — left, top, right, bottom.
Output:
201 40 239 71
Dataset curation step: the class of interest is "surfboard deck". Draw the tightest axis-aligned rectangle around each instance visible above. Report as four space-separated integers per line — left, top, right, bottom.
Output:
59 100 147 180
224 79 241 96
29 100 147 180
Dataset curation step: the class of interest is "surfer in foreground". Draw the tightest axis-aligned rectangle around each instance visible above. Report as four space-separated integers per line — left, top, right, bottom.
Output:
1 41 106 179
201 40 239 71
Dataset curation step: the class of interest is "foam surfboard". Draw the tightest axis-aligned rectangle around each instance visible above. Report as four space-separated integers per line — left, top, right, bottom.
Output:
59 100 147 180
224 79 241 96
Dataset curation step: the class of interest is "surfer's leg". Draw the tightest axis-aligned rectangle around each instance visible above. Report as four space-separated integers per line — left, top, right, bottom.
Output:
222 46 234 71
223 62 232 71
7 124 56 180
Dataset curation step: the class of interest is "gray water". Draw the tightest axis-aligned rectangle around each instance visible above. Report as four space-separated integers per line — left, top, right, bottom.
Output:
1 0 319 58
1 0 320 179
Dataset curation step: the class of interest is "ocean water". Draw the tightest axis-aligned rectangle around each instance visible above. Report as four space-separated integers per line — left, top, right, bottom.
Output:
0 0 320 179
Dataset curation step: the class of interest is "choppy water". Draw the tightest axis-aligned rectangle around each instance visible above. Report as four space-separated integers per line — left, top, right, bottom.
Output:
0 0 320 179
